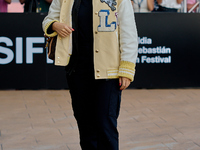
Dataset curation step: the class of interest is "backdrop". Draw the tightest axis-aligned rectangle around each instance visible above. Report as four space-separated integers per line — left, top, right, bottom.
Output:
0 13 200 89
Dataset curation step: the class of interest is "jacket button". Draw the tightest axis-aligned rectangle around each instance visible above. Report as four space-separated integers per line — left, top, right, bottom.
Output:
95 31 98 34
97 69 100 72
95 12 98 15
57 56 60 59
97 74 100 77
59 37 62 40
95 49 99 53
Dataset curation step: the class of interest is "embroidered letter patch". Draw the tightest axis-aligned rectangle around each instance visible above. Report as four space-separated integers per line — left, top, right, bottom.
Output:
100 0 117 11
98 10 117 32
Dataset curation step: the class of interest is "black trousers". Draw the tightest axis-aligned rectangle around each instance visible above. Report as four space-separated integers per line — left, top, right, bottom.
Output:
66 68 121 150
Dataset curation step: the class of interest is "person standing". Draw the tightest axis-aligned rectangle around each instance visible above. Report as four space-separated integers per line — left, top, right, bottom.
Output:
187 0 198 12
157 0 183 12
19 0 51 12
0 0 11 12
42 0 138 149
132 0 154 12
131 0 134 5
152 0 160 12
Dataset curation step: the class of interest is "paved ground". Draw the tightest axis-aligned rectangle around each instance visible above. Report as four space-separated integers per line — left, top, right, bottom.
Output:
0 89 200 150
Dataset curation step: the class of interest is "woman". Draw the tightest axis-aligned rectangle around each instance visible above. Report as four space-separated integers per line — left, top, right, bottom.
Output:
132 0 154 12
19 0 52 12
157 0 183 12
0 0 11 12
42 0 138 149
187 0 198 12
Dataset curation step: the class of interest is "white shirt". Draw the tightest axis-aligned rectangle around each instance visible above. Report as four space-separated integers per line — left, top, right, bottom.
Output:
160 0 182 9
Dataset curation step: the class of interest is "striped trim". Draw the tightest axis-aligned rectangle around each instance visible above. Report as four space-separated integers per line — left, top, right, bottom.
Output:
107 69 119 78
118 61 136 82
118 70 135 76
119 68 135 75
44 20 59 37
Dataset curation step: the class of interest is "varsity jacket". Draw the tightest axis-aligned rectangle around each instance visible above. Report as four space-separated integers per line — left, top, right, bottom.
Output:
42 0 138 81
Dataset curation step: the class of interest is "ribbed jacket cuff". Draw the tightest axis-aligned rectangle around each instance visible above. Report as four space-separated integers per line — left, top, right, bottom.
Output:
44 20 59 37
118 61 136 82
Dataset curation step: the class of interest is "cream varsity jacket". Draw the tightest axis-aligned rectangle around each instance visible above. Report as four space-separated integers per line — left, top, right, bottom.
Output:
42 0 138 81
